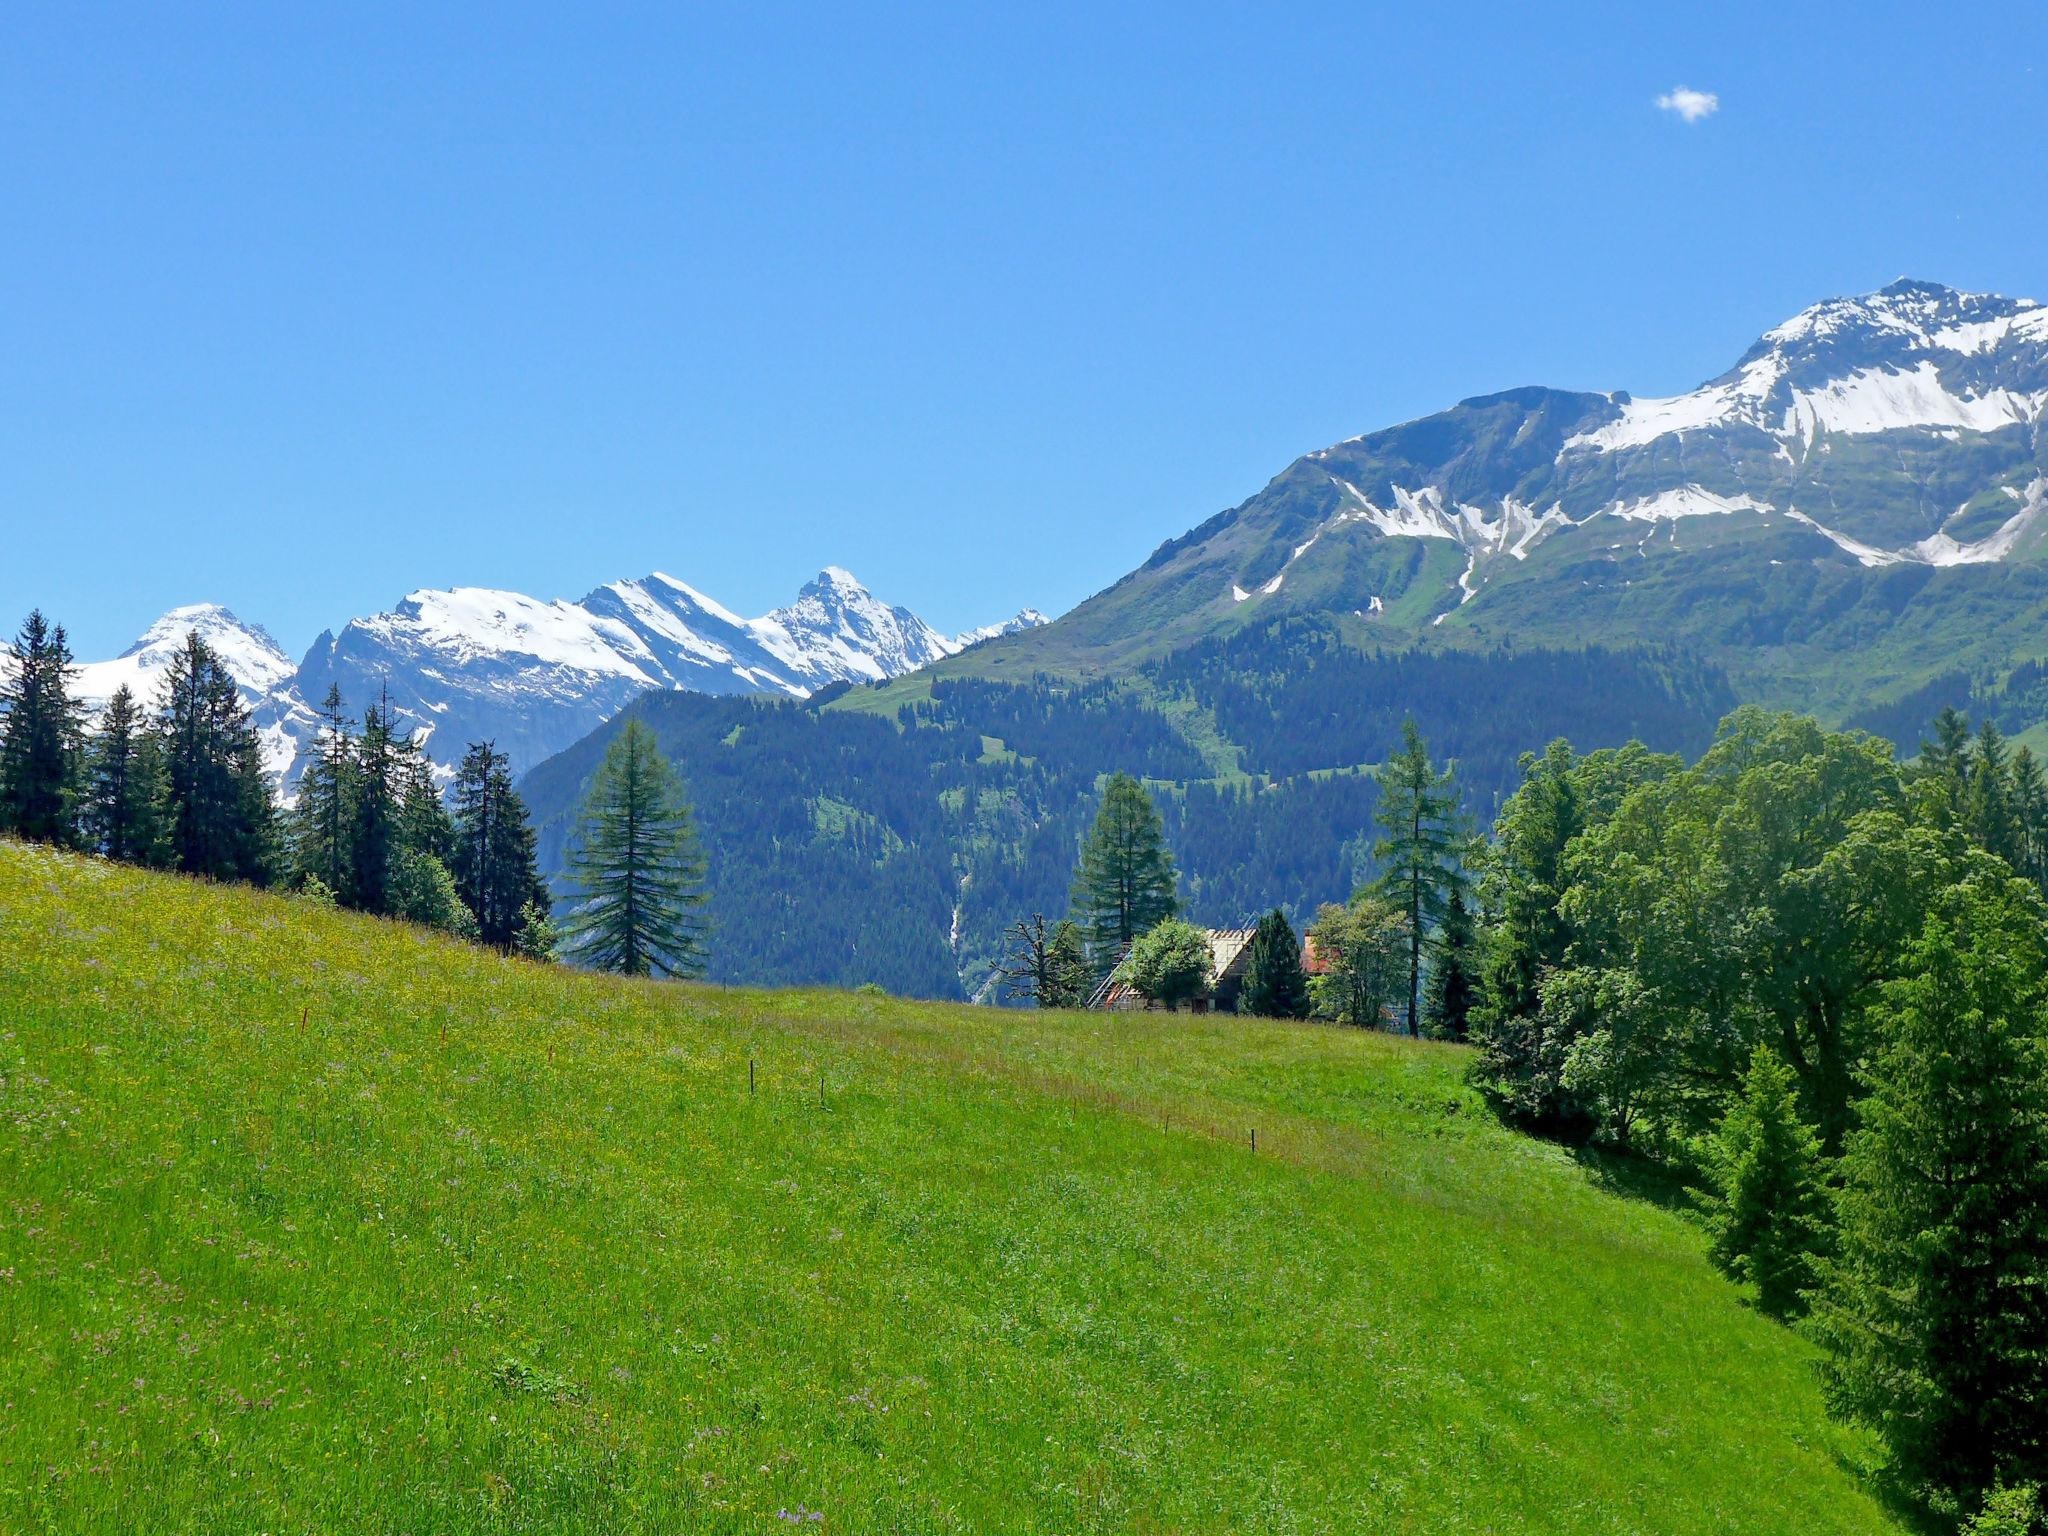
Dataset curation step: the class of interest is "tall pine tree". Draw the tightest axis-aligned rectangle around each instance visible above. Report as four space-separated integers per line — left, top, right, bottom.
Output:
157 630 276 883
290 685 356 900
348 694 404 914
1809 878 2048 1507
452 740 547 950
1238 908 1310 1019
562 718 709 977
83 684 169 865
1708 1045 1828 1320
0 609 83 845
1369 719 1469 1036
1070 771 1177 973
1422 887 1480 1041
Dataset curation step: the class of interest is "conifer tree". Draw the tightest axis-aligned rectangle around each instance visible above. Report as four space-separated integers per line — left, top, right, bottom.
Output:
0 609 83 845
1238 908 1310 1019
1968 719 2022 869
1070 771 1177 973
83 685 169 865
1921 705 1976 824
513 898 561 962
290 685 356 900
562 718 709 977
157 630 275 883
1809 879 2048 1506
1708 1046 1828 1319
451 740 547 950
1370 719 1470 1035
1422 887 1480 1041
348 695 404 914
2013 746 2048 891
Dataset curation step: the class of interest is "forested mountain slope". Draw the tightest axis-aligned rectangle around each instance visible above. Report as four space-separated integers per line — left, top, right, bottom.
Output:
0 842 1899 1533
521 623 1732 995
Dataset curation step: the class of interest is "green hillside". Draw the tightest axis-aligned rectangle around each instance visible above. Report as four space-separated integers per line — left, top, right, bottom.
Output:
0 842 1898 1533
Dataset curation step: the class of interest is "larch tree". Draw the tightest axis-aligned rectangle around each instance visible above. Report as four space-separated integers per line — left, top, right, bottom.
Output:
1369 719 1470 1036
996 912 1093 1008
562 717 709 978
1070 771 1177 974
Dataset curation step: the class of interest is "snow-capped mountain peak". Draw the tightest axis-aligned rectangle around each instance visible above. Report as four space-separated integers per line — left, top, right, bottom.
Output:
953 609 1052 649
76 603 295 708
1566 280 2048 456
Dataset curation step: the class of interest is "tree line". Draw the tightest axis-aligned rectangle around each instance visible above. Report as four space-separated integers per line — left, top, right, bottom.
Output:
0 611 711 979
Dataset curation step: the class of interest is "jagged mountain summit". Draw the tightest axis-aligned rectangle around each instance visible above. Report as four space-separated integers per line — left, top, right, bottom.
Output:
68 604 297 709
964 279 2048 718
285 566 972 775
61 572 1044 783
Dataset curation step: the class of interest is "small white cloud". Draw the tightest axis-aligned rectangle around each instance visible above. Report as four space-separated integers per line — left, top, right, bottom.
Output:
1656 86 1719 124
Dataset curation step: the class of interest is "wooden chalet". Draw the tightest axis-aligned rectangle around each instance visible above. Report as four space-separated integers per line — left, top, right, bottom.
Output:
1087 927 1260 1013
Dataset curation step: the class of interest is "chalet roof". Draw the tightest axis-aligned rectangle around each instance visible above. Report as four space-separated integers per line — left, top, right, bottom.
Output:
1089 927 1260 1010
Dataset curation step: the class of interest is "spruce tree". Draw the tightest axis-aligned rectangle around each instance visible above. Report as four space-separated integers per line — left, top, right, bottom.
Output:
1421 887 1480 1041
0 609 83 844
157 630 275 883
1968 719 2022 869
1809 880 2048 1506
1921 705 1976 824
1070 771 1177 973
290 685 356 900
83 685 169 865
562 718 709 977
348 695 403 914
1708 1046 1828 1319
2013 746 2048 892
1369 719 1470 1036
451 740 547 950
1238 908 1310 1019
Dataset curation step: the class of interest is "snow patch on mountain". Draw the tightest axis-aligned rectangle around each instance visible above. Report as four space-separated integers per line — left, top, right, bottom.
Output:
1607 487 1772 522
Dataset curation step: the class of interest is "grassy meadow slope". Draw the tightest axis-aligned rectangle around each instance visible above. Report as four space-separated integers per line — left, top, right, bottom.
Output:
0 842 1898 1533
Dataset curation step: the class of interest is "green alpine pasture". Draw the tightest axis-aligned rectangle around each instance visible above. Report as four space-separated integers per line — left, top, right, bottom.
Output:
0 841 1899 1533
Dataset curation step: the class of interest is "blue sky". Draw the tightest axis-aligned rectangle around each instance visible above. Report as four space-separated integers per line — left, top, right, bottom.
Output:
5 2 2046 659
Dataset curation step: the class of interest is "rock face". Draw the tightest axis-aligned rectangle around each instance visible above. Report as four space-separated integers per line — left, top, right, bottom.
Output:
974 280 2048 716
67 574 1047 783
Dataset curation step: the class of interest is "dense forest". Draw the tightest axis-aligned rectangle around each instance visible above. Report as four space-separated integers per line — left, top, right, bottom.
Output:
520 620 1736 996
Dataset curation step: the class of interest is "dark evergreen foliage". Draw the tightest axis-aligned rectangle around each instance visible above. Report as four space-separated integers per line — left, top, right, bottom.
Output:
1422 888 1479 1042
82 685 169 866
0 610 83 844
452 741 547 950
1810 880 2048 1509
157 631 278 884
1238 909 1309 1019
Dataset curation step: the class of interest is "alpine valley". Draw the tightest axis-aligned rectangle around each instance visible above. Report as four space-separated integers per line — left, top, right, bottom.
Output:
512 280 2048 998
65 279 2048 999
